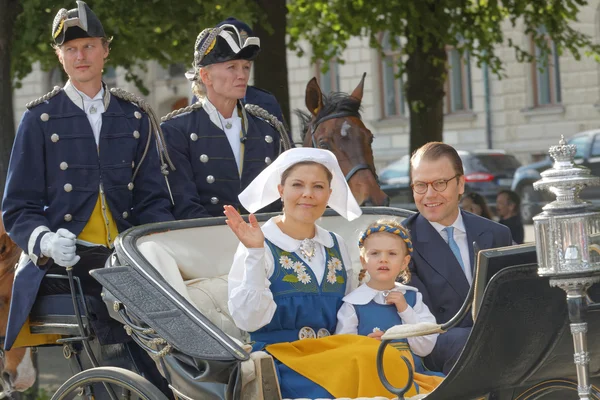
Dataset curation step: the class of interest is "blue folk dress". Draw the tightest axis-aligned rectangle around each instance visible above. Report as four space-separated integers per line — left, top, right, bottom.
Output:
250 232 347 399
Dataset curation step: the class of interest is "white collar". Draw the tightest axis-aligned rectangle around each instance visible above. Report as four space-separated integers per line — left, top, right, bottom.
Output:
64 80 106 110
429 210 466 235
262 217 334 253
201 97 246 131
342 282 418 305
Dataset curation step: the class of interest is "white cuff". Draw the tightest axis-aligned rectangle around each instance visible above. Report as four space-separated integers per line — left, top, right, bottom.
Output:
28 225 50 264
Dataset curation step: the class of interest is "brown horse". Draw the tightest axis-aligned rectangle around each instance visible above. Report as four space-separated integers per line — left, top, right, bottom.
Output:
0 220 36 395
297 73 389 206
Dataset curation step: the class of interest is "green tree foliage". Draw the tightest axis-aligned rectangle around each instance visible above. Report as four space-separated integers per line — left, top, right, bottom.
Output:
12 0 257 91
287 0 600 154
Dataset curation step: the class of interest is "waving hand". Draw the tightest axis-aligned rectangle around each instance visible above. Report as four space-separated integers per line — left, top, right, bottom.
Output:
223 205 264 248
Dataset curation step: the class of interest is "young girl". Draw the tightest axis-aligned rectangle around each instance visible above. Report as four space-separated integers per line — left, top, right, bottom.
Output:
336 219 445 391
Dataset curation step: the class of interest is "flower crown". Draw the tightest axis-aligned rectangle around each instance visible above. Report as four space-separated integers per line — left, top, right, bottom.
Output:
358 224 413 253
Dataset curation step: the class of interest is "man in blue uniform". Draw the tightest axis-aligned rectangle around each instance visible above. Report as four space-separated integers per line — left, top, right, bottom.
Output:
162 22 291 219
2 0 174 355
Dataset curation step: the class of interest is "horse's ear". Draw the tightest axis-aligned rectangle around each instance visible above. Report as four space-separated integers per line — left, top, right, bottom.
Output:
350 72 367 102
305 77 323 117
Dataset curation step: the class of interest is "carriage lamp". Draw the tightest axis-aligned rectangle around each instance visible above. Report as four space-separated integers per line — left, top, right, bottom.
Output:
533 135 600 400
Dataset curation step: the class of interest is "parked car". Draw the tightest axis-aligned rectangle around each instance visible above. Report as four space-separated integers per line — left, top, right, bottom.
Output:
512 130 600 223
380 150 522 211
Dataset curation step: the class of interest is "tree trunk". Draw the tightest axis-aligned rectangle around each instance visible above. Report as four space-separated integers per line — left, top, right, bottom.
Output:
252 0 291 127
0 0 20 199
405 35 447 156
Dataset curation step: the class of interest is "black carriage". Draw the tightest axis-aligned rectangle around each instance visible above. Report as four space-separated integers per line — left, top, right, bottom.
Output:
21 207 600 399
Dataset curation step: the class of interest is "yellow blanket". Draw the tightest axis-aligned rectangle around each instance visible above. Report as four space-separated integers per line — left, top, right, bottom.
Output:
267 334 443 398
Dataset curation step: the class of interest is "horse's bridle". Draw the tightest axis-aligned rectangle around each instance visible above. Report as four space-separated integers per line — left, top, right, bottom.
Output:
309 112 377 183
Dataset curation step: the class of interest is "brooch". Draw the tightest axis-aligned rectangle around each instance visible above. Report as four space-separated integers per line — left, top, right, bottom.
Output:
299 238 316 262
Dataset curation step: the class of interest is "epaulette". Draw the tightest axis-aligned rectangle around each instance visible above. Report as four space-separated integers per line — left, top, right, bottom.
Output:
245 104 293 151
26 86 62 110
109 87 153 116
161 102 203 122
109 87 176 201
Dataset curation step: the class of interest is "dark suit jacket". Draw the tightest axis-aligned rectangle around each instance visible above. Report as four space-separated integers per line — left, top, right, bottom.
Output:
402 210 513 327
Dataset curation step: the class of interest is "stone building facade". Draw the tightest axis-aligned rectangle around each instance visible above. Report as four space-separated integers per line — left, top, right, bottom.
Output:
12 1 600 169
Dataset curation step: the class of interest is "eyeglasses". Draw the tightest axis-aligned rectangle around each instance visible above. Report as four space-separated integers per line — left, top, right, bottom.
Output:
411 175 461 194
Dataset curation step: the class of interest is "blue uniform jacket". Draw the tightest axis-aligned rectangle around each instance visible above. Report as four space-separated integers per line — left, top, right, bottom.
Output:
161 102 283 218
2 88 174 349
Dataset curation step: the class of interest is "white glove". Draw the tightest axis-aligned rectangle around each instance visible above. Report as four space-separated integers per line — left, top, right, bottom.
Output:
40 228 81 267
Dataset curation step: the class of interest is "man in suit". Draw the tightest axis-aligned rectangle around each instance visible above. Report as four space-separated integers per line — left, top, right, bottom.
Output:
402 142 513 374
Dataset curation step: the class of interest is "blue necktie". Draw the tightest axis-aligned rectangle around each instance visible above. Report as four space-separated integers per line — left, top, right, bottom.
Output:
444 226 466 273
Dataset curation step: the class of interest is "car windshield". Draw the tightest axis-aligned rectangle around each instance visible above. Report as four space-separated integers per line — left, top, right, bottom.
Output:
466 154 521 174
379 156 409 183
568 136 589 159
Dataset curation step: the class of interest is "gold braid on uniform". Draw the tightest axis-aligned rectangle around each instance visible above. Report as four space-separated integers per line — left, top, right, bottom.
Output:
160 102 203 122
26 86 62 109
109 87 176 204
244 104 292 152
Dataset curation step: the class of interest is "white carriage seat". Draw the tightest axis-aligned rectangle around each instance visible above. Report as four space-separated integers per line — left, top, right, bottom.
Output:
137 239 249 343
135 213 395 344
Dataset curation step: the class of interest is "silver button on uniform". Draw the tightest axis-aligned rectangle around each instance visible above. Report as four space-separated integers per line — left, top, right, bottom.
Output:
200 154 209 163
206 175 215 184
40 113 50 122
133 130 140 139
210 197 219 204
64 183 72 192
265 157 272 165
127 182 134 191
122 211 129 219
64 214 72 222
265 135 273 144
60 162 68 170
190 133 198 141
134 111 142 119
51 134 59 143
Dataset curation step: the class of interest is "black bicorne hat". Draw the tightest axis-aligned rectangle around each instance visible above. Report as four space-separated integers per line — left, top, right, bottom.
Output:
195 24 260 68
52 1 106 45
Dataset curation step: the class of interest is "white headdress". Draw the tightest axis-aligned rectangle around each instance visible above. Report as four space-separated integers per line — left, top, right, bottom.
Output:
238 148 362 221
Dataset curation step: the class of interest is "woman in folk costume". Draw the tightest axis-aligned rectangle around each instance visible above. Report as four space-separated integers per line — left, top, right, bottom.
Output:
336 219 445 394
161 23 291 219
226 148 439 399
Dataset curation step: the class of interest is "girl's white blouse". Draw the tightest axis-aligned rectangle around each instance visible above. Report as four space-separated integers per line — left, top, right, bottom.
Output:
335 282 438 357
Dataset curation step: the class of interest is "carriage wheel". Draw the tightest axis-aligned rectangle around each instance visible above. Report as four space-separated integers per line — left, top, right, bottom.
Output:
514 379 600 400
50 367 169 400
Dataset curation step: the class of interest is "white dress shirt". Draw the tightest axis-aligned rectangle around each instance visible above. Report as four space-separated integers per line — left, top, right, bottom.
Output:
335 282 438 357
429 211 472 284
202 99 243 172
228 217 357 332
63 80 105 146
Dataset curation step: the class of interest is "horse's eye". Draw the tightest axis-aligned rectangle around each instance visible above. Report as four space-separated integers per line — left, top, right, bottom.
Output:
318 140 330 149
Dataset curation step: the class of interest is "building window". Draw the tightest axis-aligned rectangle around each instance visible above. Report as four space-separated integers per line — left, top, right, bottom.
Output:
315 59 340 94
379 32 406 118
530 27 561 106
445 48 472 113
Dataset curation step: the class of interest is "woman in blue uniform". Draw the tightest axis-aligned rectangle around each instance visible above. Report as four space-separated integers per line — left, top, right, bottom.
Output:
161 23 291 219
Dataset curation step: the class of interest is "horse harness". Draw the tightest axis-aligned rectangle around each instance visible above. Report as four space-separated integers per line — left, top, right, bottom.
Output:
309 111 378 183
